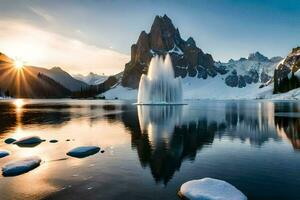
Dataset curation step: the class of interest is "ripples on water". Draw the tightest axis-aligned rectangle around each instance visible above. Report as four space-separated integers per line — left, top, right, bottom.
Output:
0 99 299 200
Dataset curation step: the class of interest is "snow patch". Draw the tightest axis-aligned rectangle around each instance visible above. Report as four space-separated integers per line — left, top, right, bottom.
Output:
179 178 247 200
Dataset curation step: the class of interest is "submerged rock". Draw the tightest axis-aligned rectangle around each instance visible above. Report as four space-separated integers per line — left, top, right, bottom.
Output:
0 150 9 158
49 139 58 143
13 136 44 147
67 146 100 158
179 178 247 200
2 156 41 177
4 138 16 144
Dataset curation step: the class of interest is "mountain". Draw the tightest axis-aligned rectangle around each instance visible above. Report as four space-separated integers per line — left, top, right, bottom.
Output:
216 52 282 88
274 47 300 94
0 53 71 98
28 66 88 91
74 72 107 85
121 14 221 88
100 15 283 100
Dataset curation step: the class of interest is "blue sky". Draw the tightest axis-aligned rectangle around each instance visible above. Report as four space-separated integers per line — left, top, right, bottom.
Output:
0 0 300 74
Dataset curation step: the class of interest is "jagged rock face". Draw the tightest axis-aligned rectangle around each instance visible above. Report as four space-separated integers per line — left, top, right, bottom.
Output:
274 47 300 94
219 52 281 88
121 15 217 88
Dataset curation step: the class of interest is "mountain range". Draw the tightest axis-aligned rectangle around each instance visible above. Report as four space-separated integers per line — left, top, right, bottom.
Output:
102 15 300 100
2 14 300 99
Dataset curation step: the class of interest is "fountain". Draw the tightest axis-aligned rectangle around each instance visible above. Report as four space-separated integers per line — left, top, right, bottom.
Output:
137 54 183 104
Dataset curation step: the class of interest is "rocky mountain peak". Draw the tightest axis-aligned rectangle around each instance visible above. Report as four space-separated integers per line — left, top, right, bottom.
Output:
248 52 269 62
121 15 217 88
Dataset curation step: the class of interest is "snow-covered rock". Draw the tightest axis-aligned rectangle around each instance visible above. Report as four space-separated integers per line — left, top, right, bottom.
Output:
179 178 247 200
67 146 100 158
13 136 44 147
2 156 41 176
74 72 107 85
0 150 9 158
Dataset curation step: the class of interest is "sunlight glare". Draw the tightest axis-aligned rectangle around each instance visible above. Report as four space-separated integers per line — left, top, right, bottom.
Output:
14 99 24 108
14 59 24 70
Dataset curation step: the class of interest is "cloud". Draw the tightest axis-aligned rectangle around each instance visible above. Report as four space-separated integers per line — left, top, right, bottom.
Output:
29 6 55 22
0 20 130 75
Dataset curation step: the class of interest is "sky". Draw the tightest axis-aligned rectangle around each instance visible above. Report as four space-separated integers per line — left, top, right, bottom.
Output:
0 0 300 75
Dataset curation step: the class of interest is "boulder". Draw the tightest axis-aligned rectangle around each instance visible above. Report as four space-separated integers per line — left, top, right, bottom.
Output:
67 146 100 158
0 150 9 158
2 156 41 176
13 136 44 147
4 138 16 144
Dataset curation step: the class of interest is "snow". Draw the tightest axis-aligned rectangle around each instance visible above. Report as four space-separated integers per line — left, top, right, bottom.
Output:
13 136 44 147
179 178 247 200
101 74 271 100
0 150 9 158
67 146 100 158
168 45 184 55
2 156 41 176
101 85 137 100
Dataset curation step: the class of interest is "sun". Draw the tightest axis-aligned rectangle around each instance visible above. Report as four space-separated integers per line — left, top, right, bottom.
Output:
14 59 24 70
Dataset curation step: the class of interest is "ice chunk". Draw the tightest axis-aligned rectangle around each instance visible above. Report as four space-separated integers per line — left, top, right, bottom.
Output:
67 146 100 158
179 178 247 200
2 156 41 176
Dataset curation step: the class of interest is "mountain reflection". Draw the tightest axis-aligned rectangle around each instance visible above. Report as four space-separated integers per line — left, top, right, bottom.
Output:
1 100 300 185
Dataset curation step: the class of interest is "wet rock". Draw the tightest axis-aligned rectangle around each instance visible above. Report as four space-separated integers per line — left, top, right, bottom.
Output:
2 156 41 177
4 138 16 144
13 136 44 147
100 150 105 153
49 139 58 143
67 146 100 158
0 150 9 158
179 178 247 200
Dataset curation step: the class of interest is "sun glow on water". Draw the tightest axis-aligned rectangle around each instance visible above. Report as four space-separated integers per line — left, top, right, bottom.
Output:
14 99 24 109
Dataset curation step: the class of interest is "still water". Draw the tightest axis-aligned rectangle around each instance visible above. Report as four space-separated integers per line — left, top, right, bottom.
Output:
0 99 300 200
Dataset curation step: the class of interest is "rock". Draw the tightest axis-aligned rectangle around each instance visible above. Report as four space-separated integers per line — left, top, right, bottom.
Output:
179 178 247 200
49 139 58 143
67 146 100 158
121 14 216 88
225 74 238 87
274 47 300 94
238 75 246 88
100 150 105 153
2 156 41 176
248 51 269 62
13 136 44 147
66 139 70 141
4 138 16 144
0 150 9 158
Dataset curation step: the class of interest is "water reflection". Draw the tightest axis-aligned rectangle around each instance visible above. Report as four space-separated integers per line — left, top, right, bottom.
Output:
1 100 300 199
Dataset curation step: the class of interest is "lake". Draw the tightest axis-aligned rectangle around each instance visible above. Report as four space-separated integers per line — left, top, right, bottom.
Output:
0 99 300 200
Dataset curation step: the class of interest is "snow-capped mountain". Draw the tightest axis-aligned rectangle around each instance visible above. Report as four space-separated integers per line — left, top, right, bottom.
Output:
74 72 107 85
99 15 283 100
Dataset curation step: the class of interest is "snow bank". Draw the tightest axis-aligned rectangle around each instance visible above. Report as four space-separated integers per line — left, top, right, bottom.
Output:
67 146 100 158
2 156 41 176
179 178 247 200
101 85 137 100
